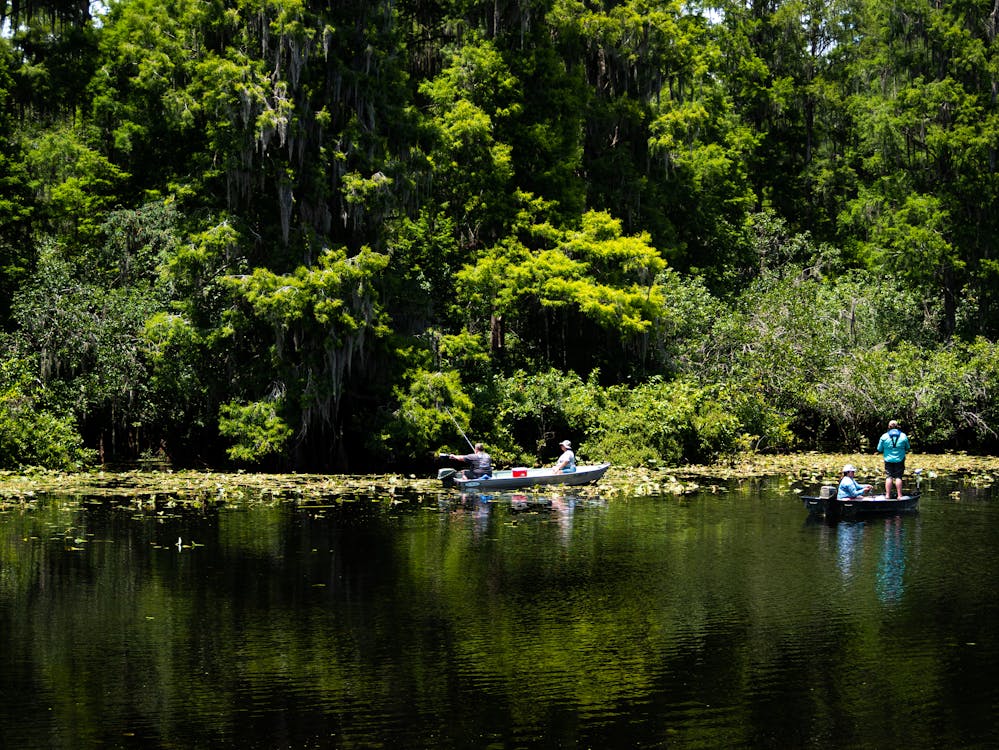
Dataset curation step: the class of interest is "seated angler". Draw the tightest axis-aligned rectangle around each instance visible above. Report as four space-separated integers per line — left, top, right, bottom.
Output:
448 443 492 479
838 464 872 499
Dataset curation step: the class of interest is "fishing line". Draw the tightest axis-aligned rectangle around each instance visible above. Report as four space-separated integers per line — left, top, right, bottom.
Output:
443 406 476 452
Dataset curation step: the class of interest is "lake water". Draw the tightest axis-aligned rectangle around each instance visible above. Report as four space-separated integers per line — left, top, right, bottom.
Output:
1 474 998 749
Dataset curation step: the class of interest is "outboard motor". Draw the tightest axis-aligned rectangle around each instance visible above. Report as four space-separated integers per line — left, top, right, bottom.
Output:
437 467 458 488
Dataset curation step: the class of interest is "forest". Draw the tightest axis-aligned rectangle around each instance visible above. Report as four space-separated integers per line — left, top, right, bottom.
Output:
1 0 998 472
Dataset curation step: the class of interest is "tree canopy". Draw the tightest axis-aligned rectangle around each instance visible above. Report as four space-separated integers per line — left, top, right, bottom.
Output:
2 0 999 470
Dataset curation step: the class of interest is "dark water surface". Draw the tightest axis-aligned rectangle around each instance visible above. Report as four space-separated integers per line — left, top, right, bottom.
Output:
1 476 998 749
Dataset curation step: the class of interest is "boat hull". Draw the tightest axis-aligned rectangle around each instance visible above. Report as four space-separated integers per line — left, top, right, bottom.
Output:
802 492 920 519
441 463 611 492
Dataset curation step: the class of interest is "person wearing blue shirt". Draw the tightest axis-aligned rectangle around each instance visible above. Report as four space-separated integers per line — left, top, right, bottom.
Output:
838 464 872 499
876 420 911 499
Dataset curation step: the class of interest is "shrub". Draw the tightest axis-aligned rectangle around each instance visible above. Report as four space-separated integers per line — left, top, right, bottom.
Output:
0 357 95 469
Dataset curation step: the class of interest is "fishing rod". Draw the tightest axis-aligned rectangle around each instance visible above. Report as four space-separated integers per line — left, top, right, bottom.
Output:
443 406 476 452
430 376 474 453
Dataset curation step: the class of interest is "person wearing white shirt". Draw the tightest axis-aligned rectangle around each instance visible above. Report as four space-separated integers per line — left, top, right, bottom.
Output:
553 439 576 473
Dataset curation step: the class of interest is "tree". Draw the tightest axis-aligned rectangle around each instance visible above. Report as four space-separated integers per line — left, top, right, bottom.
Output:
456 210 667 379
220 246 391 469
7 202 182 461
0 352 95 469
0 37 34 324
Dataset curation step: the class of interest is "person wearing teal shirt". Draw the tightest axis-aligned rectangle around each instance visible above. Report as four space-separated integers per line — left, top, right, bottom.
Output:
877 420 911 499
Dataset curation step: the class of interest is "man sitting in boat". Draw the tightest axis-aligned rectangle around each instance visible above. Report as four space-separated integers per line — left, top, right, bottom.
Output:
553 440 576 473
448 443 492 479
838 464 873 499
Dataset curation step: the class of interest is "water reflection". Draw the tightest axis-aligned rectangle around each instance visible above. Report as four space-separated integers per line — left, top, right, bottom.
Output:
876 516 907 604
836 520 865 580
445 491 604 546
2 478 999 749
819 514 916 604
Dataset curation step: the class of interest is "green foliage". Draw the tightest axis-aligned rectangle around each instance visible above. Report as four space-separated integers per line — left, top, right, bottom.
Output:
689 250 949 449
4 0 999 470
162 219 245 323
94 201 182 285
7 202 190 460
11 238 159 446
907 339 999 448
488 369 775 466
23 126 129 245
142 310 213 445
648 268 718 375
10 12 99 121
580 377 742 466
0 355 95 469
455 211 669 377
218 399 293 463
495 368 587 460
377 368 474 458
220 246 391 468
436 330 492 384
420 40 519 247
648 78 759 284
0 39 35 321
385 209 461 328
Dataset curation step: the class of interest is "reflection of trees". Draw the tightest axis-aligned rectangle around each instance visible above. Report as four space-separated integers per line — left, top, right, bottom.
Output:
3 479 999 747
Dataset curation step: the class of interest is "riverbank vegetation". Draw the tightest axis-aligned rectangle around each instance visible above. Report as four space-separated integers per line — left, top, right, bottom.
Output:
2 0 999 472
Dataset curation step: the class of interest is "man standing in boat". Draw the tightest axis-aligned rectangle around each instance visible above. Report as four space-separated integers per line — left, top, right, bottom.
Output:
838 464 872 499
553 439 576 473
448 443 492 480
877 419 911 499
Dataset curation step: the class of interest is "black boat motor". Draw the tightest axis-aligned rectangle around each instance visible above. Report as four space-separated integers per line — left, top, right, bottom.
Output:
438 467 458 488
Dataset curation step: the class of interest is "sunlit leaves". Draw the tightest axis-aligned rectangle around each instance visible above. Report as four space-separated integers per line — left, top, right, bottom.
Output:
220 247 390 462
456 210 667 369
5 0 999 471
218 399 294 462
226 246 390 343
419 39 522 119
0 357 95 470
23 127 129 244
383 368 474 456
495 367 587 459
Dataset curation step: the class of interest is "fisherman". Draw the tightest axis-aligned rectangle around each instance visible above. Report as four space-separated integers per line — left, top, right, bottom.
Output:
876 420 911 499
838 464 872 499
448 443 492 479
553 439 576 473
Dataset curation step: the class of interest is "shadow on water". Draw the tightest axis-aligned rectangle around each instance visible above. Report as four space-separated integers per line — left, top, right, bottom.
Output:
1 475 998 748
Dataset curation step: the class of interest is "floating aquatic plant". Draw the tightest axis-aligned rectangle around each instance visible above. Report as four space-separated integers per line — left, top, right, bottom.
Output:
1 451 998 506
